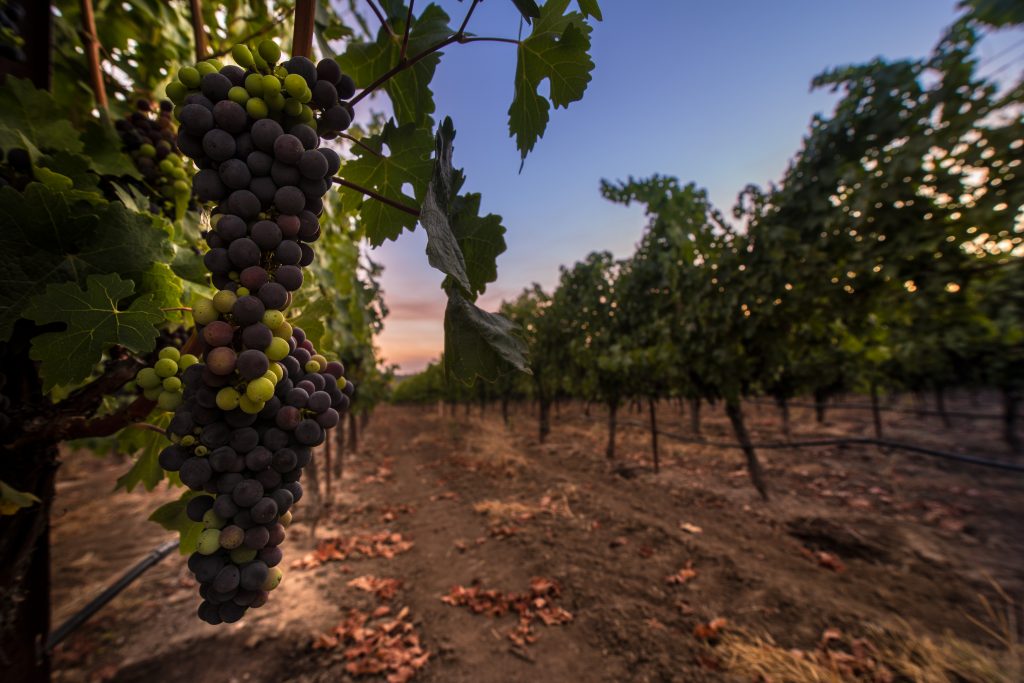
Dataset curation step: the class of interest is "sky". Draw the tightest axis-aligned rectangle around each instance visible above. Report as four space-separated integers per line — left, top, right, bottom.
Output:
362 0 1022 373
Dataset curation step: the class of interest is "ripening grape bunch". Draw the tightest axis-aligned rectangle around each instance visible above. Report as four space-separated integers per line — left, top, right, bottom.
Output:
136 39 356 625
114 99 193 216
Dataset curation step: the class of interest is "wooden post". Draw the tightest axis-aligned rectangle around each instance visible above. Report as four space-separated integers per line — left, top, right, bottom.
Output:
725 400 768 500
189 0 208 61
292 0 316 58
80 0 107 110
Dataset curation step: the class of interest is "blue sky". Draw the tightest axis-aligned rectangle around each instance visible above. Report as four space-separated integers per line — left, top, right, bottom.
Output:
366 0 1022 372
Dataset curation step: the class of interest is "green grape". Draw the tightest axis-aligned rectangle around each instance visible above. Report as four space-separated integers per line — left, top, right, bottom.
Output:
228 86 249 104
261 370 277 385
232 44 255 68
265 337 289 362
143 386 162 400
265 92 286 112
246 98 269 119
304 360 319 373
181 435 196 447
165 81 188 104
158 159 175 175
212 289 237 314
196 529 221 555
177 66 200 88
269 362 284 382
202 510 225 529
139 143 156 158
297 88 312 104
274 65 288 79
231 547 258 564
173 180 189 195
193 298 218 325
262 310 285 329
283 98 303 117
273 322 293 340
244 72 264 96
196 61 217 77
170 166 187 180
162 376 182 392
154 358 178 378
179 353 199 370
136 367 161 389
311 354 327 370
205 58 224 71
263 566 283 591
253 51 269 73
228 271 240 281
283 74 306 98
195 445 209 456
236 287 250 297
280 511 292 527
258 39 281 64
246 377 275 402
216 386 241 411
219 525 245 549
300 105 315 124
261 75 282 94
158 346 180 363
238 394 264 414
158 391 182 411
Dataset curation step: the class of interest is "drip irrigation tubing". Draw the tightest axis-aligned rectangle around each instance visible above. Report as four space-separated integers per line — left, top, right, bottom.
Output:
611 418 1024 473
45 539 179 652
746 398 1015 421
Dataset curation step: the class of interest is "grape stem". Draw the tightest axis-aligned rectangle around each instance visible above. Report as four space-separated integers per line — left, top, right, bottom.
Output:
338 133 383 158
131 423 168 436
366 0 398 40
209 8 295 59
331 177 420 217
79 0 109 111
348 0 518 109
399 0 415 62
189 0 209 61
160 307 193 313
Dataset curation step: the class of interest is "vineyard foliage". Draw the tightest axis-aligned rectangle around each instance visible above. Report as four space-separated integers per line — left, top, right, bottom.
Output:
393 6 1024 467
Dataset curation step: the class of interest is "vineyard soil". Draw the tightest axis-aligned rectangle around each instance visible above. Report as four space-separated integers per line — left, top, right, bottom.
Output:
52 400 1022 682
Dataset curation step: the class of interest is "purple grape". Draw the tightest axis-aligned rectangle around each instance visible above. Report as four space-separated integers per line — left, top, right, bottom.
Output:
237 349 270 380
245 446 273 471
232 295 266 325
250 497 278 524
239 265 269 291
275 265 303 291
275 405 301 430
251 220 282 250
258 282 288 309
242 323 273 350
232 479 264 507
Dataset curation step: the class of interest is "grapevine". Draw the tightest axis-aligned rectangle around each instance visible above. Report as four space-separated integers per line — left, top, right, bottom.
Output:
140 39 357 624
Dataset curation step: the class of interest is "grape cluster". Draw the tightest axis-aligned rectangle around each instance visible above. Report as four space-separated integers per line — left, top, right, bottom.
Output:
134 347 197 412
143 40 355 625
115 99 193 215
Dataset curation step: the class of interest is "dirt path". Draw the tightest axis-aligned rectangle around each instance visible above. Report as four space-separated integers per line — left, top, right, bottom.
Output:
50 401 1023 683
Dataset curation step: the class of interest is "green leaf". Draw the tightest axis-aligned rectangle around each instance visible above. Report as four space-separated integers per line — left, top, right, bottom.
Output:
24 273 164 392
444 289 530 383
81 116 142 179
450 192 507 298
336 4 453 127
115 417 171 492
0 480 41 515
509 0 595 161
0 184 172 339
576 0 602 20
291 296 334 350
336 121 434 245
511 0 542 22
38 151 103 194
0 78 84 154
149 490 203 555
420 117 471 293
141 262 185 318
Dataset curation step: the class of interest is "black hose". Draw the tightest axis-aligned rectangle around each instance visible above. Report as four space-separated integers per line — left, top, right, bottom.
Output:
45 539 179 652
612 418 1024 473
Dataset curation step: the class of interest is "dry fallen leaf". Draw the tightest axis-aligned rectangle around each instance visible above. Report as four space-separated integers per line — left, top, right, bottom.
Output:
666 561 698 585
679 522 703 534
694 617 728 640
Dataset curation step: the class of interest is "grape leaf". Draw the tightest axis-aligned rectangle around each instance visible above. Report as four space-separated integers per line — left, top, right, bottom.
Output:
336 4 453 127
291 295 334 350
450 192 507 297
115 415 172 492
81 116 142 179
444 289 530 383
508 0 595 161
0 184 172 340
23 274 164 392
576 0 603 20
420 117 471 293
149 490 203 555
335 121 434 245
0 77 84 154
0 480 41 515
511 0 542 22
